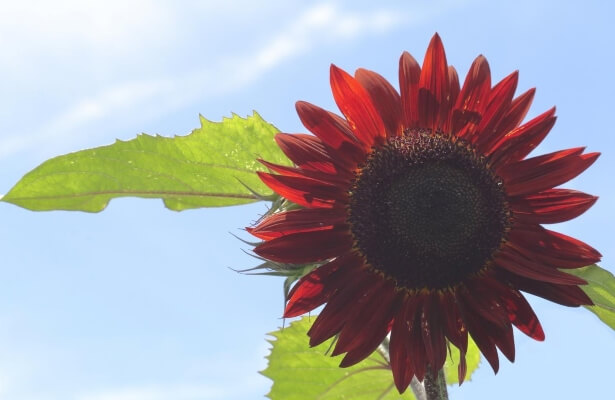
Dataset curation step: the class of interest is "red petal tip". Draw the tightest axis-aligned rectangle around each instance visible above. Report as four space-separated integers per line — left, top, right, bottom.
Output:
295 100 309 113
329 63 345 78
425 33 445 56
476 53 489 65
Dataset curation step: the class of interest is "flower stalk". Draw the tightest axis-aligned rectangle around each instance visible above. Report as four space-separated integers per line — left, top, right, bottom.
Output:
423 369 449 400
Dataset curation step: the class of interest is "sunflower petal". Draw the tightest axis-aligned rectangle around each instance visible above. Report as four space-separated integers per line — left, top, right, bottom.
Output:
421 293 447 372
284 252 364 311
418 33 450 130
442 66 460 133
482 87 535 153
399 51 421 129
511 188 598 224
474 71 519 151
458 351 468 385
500 149 599 196
499 269 593 307
259 159 351 187
407 297 428 380
333 278 388 355
453 55 491 138
330 64 387 148
254 226 353 263
355 68 403 137
496 245 589 285
284 257 349 317
438 292 468 354
499 287 545 341
308 269 375 346
491 322 515 362
390 300 416 393
257 171 346 208
274 133 356 174
295 101 365 160
457 290 500 373
250 207 347 240
338 282 401 367
508 226 601 268
460 281 510 328
489 107 556 168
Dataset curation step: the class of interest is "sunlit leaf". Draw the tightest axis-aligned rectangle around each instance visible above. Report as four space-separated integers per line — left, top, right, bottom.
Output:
2 112 289 212
566 264 615 330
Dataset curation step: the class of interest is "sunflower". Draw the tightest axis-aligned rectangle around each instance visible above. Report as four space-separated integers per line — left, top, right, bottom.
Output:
248 33 600 393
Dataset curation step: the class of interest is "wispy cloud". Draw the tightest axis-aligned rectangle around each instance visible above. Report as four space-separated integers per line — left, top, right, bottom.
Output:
0 2 406 160
0 80 174 160
1 0 475 159
0 0 177 74
239 3 402 79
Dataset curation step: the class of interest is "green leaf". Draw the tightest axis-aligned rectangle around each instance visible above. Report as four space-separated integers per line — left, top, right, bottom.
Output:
262 317 482 399
566 264 615 330
2 112 290 212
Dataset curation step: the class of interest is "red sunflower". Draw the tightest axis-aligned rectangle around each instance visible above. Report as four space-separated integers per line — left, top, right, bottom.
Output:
249 33 601 393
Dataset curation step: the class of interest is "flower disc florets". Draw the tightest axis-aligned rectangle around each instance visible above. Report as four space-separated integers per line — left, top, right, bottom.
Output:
348 130 510 290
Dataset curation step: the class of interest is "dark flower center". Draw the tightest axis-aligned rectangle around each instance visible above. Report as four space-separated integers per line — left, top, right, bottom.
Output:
348 130 510 290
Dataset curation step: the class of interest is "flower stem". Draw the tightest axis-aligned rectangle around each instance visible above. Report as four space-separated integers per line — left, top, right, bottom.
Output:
423 368 449 400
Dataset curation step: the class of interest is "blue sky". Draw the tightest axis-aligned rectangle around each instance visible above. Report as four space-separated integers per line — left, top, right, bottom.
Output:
0 1 613 399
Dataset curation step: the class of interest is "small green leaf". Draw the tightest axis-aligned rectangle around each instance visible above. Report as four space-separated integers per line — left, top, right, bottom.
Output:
2 112 290 212
566 264 615 330
262 317 482 399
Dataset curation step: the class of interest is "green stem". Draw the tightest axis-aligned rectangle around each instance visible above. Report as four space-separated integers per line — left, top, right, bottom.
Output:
423 368 449 400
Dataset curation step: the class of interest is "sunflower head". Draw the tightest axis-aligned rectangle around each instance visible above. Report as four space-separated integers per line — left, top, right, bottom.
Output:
250 33 600 393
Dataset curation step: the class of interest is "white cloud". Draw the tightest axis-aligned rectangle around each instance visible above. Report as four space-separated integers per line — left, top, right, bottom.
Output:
0 2 407 160
241 3 402 79
0 0 175 71
155 3 407 100
0 79 174 159
1 0 477 161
